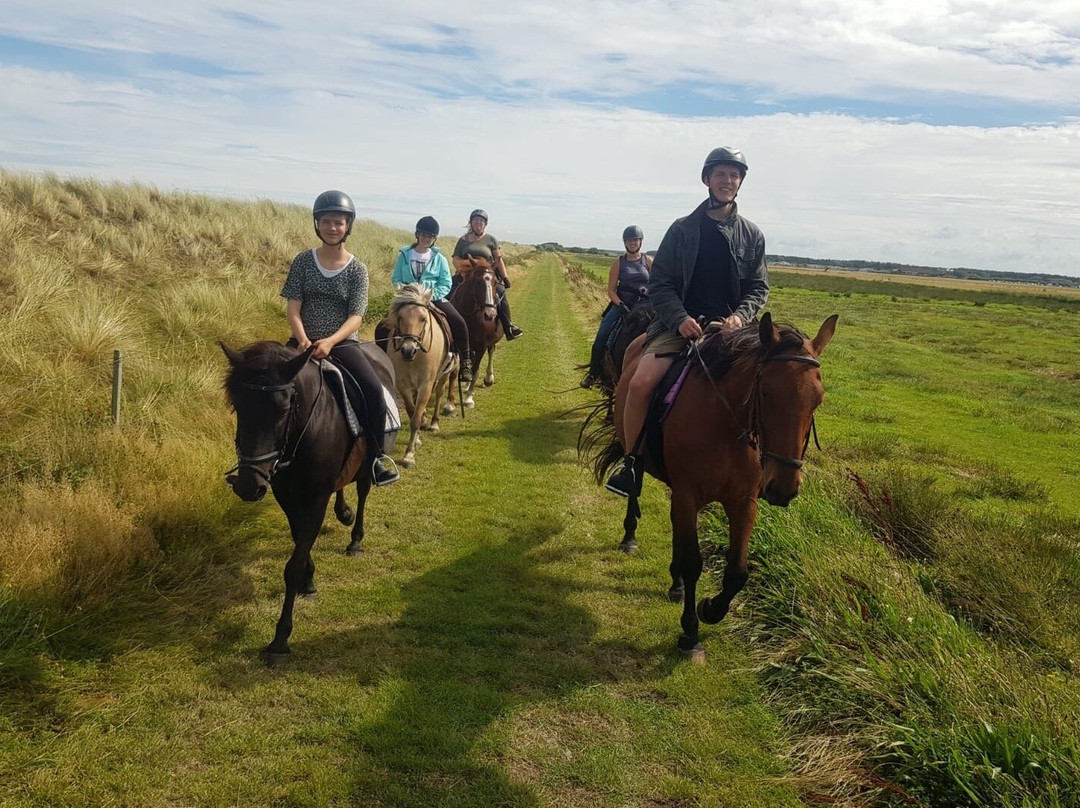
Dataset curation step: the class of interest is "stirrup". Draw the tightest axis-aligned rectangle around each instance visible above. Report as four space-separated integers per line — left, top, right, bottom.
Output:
372 454 400 486
505 323 523 340
580 373 597 389
604 456 639 498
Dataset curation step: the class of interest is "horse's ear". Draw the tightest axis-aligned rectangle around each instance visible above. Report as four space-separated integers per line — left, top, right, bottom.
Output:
283 344 316 380
811 314 839 356
758 311 778 347
220 341 244 366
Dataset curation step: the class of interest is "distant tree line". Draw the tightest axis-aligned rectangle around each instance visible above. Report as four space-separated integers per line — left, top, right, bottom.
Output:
537 243 1080 288
769 255 1080 288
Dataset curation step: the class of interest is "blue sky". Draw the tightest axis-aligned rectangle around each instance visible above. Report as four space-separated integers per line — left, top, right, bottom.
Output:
1 0 1078 275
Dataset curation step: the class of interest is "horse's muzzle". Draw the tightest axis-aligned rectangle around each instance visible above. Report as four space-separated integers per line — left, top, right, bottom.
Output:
762 481 799 507
228 472 267 502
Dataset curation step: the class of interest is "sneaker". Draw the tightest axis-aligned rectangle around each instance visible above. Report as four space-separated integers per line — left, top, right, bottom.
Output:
580 373 597 389
459 357 473 383
505 323 524 340
372 454 400 486
604 456 639 497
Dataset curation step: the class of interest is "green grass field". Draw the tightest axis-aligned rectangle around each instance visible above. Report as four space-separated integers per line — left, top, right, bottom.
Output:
3 173 1080 806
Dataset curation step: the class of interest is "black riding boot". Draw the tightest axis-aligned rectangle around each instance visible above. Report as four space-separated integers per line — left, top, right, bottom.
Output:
605 454 643 498
459 350 473 383
497 298 523 340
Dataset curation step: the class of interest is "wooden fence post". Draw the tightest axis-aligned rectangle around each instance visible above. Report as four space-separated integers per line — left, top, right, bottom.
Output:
111 349 123 426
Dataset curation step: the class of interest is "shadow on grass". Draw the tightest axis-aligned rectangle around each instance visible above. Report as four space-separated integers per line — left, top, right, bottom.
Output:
0 496 276 722
274 515 660 806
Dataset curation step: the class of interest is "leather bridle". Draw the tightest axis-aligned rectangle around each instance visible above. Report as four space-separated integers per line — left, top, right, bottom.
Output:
225 368 325 486
691 343 821 470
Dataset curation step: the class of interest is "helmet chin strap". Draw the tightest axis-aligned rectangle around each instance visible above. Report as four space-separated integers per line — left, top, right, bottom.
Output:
707 192 737 211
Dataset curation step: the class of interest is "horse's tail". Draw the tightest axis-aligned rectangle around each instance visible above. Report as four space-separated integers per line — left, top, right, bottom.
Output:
577 392 623 486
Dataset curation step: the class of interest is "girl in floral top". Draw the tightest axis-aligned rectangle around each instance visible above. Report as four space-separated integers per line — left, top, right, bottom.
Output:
280 190 399 486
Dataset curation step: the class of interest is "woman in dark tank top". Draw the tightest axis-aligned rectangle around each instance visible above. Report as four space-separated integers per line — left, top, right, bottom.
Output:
580 226 652 388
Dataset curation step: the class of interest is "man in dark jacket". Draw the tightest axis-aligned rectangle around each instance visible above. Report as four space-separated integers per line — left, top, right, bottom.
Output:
606 146 770 497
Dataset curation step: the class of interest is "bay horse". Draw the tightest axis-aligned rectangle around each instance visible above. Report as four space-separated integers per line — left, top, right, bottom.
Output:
450 256 503 407
581 313 837 663
221 340 394 665
383 284 456 468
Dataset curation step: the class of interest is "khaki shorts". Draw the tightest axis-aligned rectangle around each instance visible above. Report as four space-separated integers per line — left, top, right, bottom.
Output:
642 322 689 356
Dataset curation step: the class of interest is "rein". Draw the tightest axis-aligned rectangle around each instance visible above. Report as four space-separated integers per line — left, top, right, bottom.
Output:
691 339 821 470
226 364 325 485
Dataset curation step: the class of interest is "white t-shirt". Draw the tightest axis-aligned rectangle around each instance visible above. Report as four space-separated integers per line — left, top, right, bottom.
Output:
408 248 431 281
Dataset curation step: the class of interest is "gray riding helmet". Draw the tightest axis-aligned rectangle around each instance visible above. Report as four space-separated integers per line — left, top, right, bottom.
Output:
312 190 356 241
622 225 643 241
701 147 748 181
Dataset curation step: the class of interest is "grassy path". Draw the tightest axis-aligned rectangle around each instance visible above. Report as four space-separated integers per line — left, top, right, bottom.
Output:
4 254 800 807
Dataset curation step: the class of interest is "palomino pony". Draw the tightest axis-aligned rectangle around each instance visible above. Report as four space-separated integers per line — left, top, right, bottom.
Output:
222 340 393 665
450 256 503 407
383 283 457 468
582 313 837 662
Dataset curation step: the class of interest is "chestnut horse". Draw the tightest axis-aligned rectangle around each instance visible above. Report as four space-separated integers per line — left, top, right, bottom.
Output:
383 284 456 468
582 313 837 662
221 340 393 665
450 256 503 407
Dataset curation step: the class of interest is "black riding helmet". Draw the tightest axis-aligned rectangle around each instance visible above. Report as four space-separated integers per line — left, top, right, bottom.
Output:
415 215 440 237
622 225 643 241
469 208 488 223
312 190 356 244
701 147 748 181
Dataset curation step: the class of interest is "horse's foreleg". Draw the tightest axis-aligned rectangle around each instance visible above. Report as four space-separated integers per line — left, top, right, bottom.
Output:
698 499 756 625
670 492 705 662
345 472 372 556
483 346 495 387
263 496 330 665
334 489 354 526
619 495 641 554
401 389 423 468
442 369 458 416
429 373 447 432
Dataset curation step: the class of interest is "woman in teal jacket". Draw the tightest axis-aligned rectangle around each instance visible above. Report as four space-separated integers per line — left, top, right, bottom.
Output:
385 216 472 382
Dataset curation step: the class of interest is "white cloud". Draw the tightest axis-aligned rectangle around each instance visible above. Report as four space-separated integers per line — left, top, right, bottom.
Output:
1 2 1078 274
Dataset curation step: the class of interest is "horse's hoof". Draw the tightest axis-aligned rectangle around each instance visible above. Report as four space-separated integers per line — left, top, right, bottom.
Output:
300 589 317 599
679 645 707 665
428 423 440 434
484 378 494 387
336 507 355 527
618 538 638 554
441 404 456 416
345 542 364 556
697 597 728 625
667 587 685 604
464 398 475 408
259 648 291 668
401 456 416 469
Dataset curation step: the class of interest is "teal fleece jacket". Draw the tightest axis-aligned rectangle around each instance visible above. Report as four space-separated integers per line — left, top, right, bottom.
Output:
391 245 452 301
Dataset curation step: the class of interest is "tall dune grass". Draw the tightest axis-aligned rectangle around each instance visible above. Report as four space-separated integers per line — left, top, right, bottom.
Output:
0 170 412 689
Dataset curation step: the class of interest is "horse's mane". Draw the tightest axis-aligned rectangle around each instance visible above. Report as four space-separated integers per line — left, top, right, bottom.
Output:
697 321 809 380
388 283 433 318
223 340 299 405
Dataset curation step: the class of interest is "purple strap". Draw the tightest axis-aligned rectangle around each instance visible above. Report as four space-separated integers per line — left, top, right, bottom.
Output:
664 361 693 408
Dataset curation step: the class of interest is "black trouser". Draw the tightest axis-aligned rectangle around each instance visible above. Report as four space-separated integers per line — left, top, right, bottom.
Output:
291 338 386 455
496 286 514 331
432 299 470 357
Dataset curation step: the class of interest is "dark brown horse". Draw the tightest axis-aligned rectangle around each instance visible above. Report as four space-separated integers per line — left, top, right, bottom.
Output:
582 313 837 662
450 256 503 407
600 304 656 391
221 340 393 665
